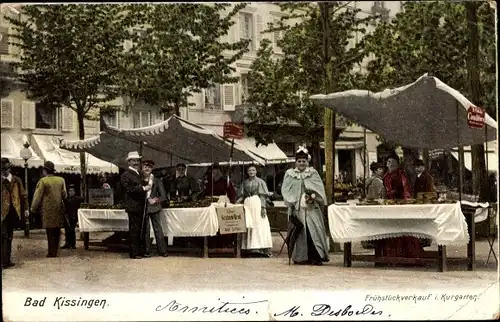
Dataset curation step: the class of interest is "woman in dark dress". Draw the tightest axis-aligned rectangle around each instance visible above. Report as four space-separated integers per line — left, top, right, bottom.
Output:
375 154 424 266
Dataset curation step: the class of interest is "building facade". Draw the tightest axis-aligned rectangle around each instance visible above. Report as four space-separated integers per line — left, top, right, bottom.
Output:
1 2 404 183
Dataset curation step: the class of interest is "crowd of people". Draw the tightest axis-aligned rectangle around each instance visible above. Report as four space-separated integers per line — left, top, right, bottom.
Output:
2 146 477 270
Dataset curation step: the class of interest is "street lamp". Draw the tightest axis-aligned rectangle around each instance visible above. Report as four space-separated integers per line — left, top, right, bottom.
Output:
19 141 32 238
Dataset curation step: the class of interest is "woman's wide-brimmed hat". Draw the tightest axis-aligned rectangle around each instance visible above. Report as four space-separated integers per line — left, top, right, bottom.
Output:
1 157 12 170
126 151 142 161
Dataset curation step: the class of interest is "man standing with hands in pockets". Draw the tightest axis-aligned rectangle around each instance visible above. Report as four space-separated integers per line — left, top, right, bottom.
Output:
121 151 151 259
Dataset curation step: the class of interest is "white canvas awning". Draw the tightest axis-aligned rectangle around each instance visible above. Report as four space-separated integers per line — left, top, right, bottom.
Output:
233 137 294 164
0 133 43 167
32 135 118 174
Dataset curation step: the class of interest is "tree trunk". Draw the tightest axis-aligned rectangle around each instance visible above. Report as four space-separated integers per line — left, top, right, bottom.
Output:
324 110 334 205
466 2 489 201
77 109 88 202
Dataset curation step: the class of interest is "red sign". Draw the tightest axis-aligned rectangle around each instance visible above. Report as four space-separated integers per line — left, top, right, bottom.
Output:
467 105 485 129
223 122 244 140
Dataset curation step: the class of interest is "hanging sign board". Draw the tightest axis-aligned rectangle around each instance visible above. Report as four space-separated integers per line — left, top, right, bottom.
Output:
216 206 246 234
467 105 485 129
223 122 244 140
88 188 114 206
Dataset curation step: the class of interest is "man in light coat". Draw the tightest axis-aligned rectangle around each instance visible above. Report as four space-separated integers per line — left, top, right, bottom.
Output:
31 161 67 258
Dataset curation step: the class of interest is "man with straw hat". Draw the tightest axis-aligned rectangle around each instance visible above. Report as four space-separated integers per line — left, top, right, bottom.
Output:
121 151 151 259
1 157 29 269
31 161 67 258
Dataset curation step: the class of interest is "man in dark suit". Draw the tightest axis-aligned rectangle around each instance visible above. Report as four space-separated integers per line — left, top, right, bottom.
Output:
2 158 29 269
120 151 151 259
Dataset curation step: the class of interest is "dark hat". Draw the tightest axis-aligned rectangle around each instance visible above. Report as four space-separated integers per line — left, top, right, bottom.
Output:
43 161 55 172
1 157 12 170
211 163 221 171
413 159 425 167
176 163 187 169
68 184 76 190
387 153 400 164
370 162 385 172
143 159 155 167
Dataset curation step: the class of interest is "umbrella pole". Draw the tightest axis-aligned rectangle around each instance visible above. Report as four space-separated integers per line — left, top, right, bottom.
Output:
485 125 489 191
363 128 367 198
456 101 463 202
211 148 214 199
226 139 235 204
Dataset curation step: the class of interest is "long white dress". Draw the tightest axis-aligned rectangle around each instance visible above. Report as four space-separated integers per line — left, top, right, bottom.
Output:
237 176 273 256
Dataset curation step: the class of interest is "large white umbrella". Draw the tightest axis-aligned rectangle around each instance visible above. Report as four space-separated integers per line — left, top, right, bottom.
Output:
310 74 497 149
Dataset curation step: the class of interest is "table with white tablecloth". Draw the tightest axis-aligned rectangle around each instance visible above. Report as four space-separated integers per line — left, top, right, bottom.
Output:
78 203 244 257
327 202 479 271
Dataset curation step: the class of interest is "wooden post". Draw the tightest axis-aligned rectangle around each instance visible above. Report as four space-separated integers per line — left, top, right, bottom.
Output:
438 245 447 272
343 242 352 267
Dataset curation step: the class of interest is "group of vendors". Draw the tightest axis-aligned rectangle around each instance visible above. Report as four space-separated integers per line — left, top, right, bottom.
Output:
2 145 442 269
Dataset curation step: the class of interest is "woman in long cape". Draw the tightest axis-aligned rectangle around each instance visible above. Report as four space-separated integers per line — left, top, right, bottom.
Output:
281 147 329 265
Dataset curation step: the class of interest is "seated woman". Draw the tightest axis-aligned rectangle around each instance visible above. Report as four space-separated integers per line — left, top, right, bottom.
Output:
375 153 424 266
236 164 273 258
281 147 329 266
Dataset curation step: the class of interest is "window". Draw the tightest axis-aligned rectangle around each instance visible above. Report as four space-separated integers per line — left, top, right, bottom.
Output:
102 110 118 128
35 102 58 130
205 84 222 110
240 74 253 103
276 142 296 157
239 12 255 51
133 111 151 128
273 18 284 48
371 1 390 22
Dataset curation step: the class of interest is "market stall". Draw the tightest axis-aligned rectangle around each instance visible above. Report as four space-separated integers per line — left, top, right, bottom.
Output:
328 199 490 271
78 200 246 258
60 116 260 257
311 74 498 271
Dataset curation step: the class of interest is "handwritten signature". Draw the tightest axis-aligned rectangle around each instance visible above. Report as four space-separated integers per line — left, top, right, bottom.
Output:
156 298 268 315
274 304 383 318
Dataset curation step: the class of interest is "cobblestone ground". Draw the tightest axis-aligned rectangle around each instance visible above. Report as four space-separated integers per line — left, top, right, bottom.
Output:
2 230 498 293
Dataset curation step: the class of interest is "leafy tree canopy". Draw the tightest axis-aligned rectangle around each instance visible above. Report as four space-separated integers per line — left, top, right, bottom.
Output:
121 3 250 116
245 2 376 145
6 4 137 135
364 1 496 117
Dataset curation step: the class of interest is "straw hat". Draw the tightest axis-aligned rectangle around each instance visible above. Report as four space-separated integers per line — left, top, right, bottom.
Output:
126 151 142 161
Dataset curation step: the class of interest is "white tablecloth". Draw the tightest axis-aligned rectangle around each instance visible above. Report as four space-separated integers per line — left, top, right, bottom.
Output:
327 202 470 246
78 203 243 237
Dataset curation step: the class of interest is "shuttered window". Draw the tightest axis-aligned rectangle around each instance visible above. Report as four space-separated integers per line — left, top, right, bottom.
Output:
1 99 14 128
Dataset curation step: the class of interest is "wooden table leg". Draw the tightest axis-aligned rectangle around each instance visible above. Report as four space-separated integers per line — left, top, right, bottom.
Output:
235 233 242 258
466 212 476 271
343 242 352 267
203 236 209 258
438 245 447 272
83 232 90 250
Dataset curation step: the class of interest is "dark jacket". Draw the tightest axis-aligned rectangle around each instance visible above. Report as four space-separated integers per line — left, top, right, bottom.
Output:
413 171 435 197
147 178 167 214
121 168 147 214
170 175 199 199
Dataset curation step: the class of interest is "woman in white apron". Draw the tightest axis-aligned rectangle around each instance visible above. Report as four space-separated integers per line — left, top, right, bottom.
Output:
236 165 273 257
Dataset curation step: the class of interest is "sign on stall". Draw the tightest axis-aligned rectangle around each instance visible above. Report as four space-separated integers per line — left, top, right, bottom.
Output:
216 206 246 234
223 122 244 140
88 188 114 206
467 105 485 128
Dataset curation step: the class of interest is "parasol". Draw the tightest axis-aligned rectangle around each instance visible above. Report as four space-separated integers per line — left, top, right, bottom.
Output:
285 214 304 265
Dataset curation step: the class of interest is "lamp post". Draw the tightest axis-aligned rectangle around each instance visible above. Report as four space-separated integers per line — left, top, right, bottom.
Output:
19 142 32 238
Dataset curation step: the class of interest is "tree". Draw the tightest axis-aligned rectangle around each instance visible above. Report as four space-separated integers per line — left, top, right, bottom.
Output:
120 3 250 116
6 4 137 200
246 2 375 202
364 1 496 200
